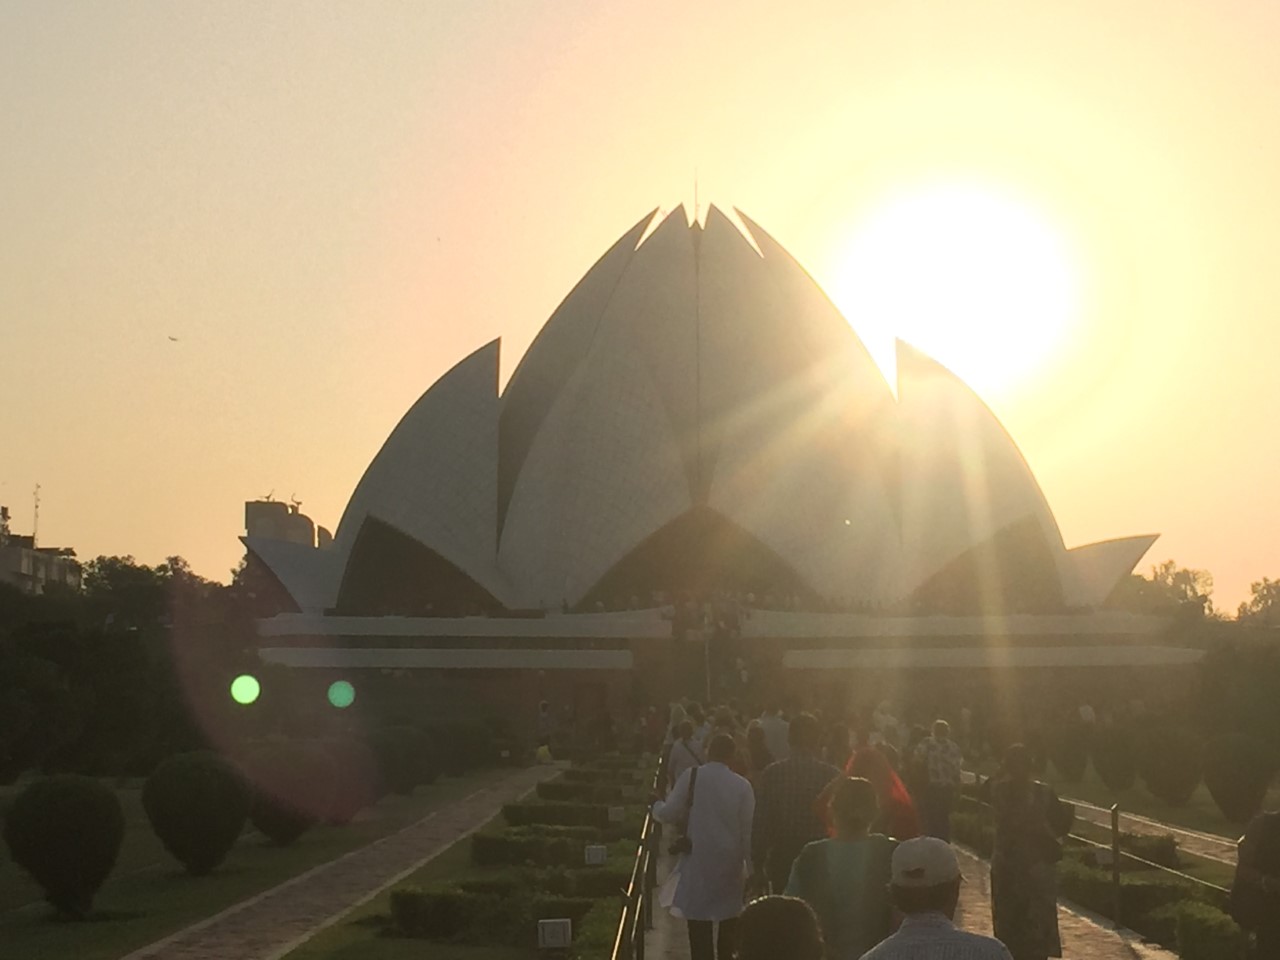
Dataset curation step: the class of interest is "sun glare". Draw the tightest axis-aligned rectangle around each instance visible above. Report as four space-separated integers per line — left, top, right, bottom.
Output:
829 181 1082 398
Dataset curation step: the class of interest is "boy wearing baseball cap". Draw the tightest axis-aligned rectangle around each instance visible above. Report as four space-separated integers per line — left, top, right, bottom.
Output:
859 838 1012 959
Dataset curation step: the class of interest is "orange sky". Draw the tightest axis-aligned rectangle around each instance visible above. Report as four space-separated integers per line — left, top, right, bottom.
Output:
3 1 1277 612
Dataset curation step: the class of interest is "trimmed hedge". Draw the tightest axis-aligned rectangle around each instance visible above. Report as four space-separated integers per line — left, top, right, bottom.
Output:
1119 831 1180 869
1137 726 1203 806
1175 900 1248 960
1090 729 1137 793
1203 733 1277 824
502 801 612 829
3 775 125 917
142 751 249 875
244 741 337 845
389 887 597 944
536 779 632 804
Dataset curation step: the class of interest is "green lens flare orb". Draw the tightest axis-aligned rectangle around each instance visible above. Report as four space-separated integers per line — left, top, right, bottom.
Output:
328 680 356 709
230 674 260 705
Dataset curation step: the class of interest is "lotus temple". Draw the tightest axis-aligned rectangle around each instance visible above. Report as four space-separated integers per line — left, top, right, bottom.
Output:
242 206 1199 715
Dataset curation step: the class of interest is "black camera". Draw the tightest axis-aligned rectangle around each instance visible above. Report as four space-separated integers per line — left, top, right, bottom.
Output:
668 835 693 856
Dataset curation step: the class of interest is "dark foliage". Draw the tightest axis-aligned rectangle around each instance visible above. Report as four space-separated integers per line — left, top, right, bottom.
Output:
142 751 249 875
2 775 125 917
323 737 383 824
1090 728 1138 792
1203 733 1278 824
1047 723 1090 782
370 726 438 795
1137 727 1204 807
244 741 337 845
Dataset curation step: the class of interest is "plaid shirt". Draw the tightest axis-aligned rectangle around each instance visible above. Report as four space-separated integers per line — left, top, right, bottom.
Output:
751 752 841 874
860 913 1013 960
914 735 964 787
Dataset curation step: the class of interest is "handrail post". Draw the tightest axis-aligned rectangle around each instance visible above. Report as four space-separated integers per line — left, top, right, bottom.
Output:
1110 803 1122 928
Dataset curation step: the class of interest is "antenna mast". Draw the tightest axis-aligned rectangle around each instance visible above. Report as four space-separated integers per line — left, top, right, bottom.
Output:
32 483 40 548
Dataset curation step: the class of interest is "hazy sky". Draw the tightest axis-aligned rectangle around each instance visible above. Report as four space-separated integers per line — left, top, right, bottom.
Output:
3 1 1278 611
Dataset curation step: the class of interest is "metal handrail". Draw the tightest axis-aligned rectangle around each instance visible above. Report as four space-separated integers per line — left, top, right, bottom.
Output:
610 749 667 960
956 789 1230 929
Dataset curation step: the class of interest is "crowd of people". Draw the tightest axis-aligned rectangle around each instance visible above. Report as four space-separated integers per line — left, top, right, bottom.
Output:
651 699 1072 960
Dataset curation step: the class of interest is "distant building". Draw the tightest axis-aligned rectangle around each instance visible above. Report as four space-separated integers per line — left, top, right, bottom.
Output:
244 500 331 548
0 506 81 595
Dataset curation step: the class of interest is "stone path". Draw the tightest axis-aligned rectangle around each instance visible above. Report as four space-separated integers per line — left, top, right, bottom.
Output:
645 844 1177 960
120 764 559 960
1064 796 1238 866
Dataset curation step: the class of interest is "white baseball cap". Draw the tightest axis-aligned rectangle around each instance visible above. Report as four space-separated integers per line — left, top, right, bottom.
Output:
891 837 962 888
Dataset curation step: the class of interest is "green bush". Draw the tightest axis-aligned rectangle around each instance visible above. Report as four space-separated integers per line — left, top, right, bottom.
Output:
1175 900 1247 960
142 751 249 875
323 737 382 824
1119 831 1180 869
472 831 579 867
502 801 611 829
1047 724 1090 782
950 810 995 857
1203 733 1277 824
1056 857 1202 930
536 779 630 803
1138 727 1203 806
244 741 336 845
390 888 489 939
3 775 125 917
388 887 595 945
1090 729 1137 792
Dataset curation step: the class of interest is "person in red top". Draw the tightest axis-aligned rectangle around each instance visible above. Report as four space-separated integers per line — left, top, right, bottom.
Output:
846 745 920 840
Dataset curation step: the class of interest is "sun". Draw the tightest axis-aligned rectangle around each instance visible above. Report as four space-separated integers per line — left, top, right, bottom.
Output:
827 180 1082 398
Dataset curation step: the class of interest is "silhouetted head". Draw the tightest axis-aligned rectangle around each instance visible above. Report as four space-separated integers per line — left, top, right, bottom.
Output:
675 720 694 741
1003 743 1033 782
831 777 878 836
789 713 821 753
737 896 825 960
708 733 737 764
933 719 950 740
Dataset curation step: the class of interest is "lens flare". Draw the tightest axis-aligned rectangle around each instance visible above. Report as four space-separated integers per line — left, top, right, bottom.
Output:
327 680 356 709
230 674 261 705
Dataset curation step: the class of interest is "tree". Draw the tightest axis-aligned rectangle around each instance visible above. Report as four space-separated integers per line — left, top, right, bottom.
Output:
1237 577 1280 627
1107 559 1216 619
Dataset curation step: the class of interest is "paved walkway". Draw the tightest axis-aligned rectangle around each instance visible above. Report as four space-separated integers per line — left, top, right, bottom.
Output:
121 764 559 960
645 844 1177 960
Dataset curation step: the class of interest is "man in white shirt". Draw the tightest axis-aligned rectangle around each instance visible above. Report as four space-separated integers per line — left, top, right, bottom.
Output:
653 734 755 960
860 837 1012 960
757 703 790 761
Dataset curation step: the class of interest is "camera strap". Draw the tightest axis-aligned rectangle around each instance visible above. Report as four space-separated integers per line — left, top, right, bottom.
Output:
680 766 699 835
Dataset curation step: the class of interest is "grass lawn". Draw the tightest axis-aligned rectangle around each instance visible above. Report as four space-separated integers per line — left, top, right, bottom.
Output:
0 767 514 960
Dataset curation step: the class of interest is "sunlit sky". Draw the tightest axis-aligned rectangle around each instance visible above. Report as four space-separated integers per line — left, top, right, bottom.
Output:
3 1 1279 611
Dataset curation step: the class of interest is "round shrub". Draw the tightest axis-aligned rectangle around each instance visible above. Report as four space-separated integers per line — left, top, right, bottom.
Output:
323 737 382 824
1091 728 1138 792
3 774 124 917
1047 724 1090 782
244 741 337 845
1138 727 1204 806
1203 733 1278 824
142 751 249 875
